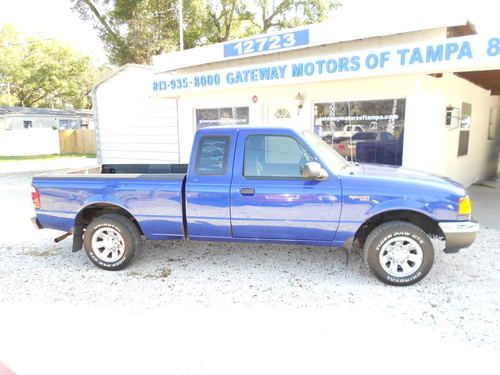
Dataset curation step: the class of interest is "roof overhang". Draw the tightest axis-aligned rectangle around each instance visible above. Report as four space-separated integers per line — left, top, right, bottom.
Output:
153 16 472 73
93 64 152 92
456 70 500 95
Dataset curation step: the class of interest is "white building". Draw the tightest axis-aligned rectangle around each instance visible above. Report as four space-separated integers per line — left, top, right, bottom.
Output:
0 107 94 131
95 17 500 186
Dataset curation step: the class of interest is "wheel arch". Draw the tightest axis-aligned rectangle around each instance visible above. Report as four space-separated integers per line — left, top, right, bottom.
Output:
353 209 444 248
71 203 143 252
75 203 143 235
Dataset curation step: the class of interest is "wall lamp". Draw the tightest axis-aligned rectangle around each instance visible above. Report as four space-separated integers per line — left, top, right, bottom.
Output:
295 92 304 115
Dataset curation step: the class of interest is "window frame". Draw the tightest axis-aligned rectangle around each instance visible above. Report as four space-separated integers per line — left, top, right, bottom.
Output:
242 134 317 180
194 135 230 176
457 102 472 157
195 106 250 130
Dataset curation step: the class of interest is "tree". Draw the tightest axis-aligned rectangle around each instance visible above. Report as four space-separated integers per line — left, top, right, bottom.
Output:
254 0 340 33
0 25 109 108
205 1 253 43
72 0 341 66
72 0 209 65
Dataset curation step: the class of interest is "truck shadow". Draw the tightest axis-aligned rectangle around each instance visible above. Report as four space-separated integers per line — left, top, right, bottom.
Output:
134 239 374 285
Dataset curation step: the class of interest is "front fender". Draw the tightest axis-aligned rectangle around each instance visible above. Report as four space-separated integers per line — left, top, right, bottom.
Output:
335 197 446 247
364 198 435 219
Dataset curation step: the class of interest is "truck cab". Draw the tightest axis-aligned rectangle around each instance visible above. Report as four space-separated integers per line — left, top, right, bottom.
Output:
186 127 343 243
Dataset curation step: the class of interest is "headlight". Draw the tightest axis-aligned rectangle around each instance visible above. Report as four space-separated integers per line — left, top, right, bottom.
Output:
458 196 471 217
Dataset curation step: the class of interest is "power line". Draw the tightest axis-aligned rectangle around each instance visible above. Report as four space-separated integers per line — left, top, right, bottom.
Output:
3 38 56 47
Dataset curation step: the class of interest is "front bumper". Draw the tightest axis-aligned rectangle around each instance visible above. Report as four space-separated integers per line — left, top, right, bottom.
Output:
439 220 479 253
31 217 43 230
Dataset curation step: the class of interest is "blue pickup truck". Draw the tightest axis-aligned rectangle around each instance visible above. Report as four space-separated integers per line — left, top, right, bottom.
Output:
31 126 479 285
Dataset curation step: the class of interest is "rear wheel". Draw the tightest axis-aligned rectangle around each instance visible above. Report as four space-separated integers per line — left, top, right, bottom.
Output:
84 214 141 270
363 221 434 286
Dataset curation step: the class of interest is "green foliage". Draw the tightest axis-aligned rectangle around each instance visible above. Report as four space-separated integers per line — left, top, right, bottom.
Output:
255 0 339 32
0 25 111 109
0 153 96 161
72 0 341 66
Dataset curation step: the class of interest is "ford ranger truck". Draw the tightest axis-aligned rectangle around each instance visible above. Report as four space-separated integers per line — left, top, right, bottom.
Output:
31 126 479 286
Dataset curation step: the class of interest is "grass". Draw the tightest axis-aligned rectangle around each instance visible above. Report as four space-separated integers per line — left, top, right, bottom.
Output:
0 153 96 161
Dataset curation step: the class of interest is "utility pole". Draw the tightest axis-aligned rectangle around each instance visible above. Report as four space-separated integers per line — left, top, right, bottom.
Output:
178 0 184 51
7 82 11 107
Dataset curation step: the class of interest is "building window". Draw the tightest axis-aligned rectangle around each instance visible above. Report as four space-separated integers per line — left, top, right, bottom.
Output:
23 120 32 129
59 119 81 129
445 106 460 129
195 107 249 129
273 108 292 119
313 98 406 166
488 108 497 140
457 102 472 157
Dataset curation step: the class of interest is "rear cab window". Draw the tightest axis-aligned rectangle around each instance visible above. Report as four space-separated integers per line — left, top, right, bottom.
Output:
194 136 230 175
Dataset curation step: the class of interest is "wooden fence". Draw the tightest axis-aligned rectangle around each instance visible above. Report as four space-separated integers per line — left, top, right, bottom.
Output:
58 129 96 154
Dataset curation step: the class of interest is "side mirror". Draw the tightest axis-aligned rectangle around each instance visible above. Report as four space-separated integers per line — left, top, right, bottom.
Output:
301 161 328 180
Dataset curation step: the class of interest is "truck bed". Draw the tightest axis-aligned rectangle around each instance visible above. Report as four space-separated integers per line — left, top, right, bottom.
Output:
33 163 188 239
40 163 188 177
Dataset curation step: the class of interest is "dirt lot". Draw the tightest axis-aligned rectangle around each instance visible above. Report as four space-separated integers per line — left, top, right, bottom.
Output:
0 158 499 375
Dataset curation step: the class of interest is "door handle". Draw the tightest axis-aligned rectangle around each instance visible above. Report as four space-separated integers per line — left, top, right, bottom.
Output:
239 188 255 196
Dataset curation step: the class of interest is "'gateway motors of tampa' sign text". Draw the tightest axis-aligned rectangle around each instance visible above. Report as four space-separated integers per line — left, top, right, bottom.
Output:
152 37 500 93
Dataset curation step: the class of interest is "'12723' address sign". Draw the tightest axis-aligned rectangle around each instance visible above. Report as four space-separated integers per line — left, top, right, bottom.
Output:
223 29 309 58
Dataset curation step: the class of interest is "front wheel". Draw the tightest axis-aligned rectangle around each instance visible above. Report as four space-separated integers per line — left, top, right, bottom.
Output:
84 214 141 270
363 221 434 286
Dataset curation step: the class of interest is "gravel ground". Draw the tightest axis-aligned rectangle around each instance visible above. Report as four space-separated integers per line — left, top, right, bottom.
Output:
0 158 499 375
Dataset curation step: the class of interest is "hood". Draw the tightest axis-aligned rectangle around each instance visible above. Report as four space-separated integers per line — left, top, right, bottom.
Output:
349 163 466 194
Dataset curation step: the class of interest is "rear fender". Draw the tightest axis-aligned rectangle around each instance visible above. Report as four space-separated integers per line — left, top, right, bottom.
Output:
71 196 142 252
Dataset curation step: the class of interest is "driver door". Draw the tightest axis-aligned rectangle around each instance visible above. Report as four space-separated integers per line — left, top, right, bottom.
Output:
230 130 341 242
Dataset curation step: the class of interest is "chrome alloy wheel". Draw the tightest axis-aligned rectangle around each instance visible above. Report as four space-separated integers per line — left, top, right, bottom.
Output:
379 236 424 278
91 227 126 262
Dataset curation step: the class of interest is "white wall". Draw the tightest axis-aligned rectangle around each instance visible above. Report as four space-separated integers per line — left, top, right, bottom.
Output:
7 116 57 130
3 116 93 130
440 74 500 186
0 129 60 156
94 66 179 164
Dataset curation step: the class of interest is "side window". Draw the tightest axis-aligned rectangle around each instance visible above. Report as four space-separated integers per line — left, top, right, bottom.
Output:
244 135 313 178
194 136 230 175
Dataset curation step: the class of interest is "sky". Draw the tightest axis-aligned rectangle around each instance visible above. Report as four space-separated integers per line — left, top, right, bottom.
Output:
0 0 107 64
0 0 498 66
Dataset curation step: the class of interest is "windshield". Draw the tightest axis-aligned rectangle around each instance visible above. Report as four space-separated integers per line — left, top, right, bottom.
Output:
301 130 348 171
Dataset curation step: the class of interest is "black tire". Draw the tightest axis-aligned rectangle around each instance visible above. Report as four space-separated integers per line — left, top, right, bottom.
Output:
363 221 434 286
83 214 141 271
